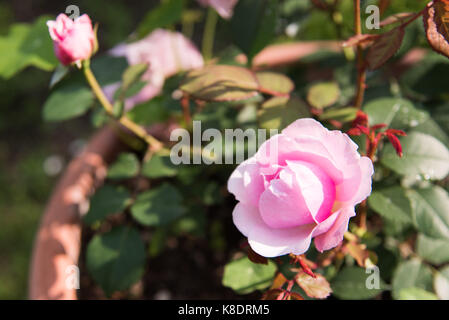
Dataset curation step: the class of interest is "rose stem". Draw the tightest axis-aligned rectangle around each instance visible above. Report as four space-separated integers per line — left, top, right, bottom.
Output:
82 62 164 151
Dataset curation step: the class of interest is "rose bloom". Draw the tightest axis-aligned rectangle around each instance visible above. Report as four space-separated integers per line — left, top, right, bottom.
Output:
105 29 204 110
197 0 239 19
228 119 374 258
47 14 95 66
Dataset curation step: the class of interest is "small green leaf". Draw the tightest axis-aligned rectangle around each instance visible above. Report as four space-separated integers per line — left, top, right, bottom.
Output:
392 259 433 300
142 154 178 178
86 226 146 296
180 65 259 101
137 0 185 38
381 132 449 180
434 266 449 300
331 266 385 300
364 97 428 129
307 82 340 109
417 234 449 265
126 97 170 126
255 72 294 95
230 0 278 62
258 96 310 130
131 183 186 226
43 84 94 122
398 287 438 300
107 153 140 180
222 256 277 294
320 107 357 122
407 186 449 240
49 64 69 88
83 185 132 225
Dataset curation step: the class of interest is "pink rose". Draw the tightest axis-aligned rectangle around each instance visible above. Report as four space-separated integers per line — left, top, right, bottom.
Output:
228 119 374 258
106 29 204 110
197 0 239 19
47 14 95 66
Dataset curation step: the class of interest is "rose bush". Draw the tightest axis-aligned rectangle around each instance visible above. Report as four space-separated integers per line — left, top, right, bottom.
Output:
229 119 373 257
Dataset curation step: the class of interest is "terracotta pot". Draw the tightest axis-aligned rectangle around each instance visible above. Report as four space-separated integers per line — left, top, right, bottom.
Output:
28 127 126 299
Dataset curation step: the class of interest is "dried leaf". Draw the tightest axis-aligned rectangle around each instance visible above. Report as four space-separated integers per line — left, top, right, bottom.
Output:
366 27 405 70
261 289 284 300
248 246 268 265
270 272 287 290
423 0 449 59
345 242 370 268
295 271 332 299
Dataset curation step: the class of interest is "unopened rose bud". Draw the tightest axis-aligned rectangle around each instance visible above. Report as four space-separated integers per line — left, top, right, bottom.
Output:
47 14 96 66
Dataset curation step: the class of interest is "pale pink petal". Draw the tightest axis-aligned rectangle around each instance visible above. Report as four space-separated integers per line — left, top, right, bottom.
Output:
259 169 314 229
232 203 315 257
227 158 264 207
348 156 374 205
286 160 336 223
314 207 356 252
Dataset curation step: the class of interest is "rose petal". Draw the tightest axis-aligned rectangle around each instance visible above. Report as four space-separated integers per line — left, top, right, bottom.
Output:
227 158 264 207
314 207 356 252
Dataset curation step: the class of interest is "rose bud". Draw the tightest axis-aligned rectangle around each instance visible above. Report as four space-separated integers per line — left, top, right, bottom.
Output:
197 0 239 19
228 119 374 258
47 14 96 66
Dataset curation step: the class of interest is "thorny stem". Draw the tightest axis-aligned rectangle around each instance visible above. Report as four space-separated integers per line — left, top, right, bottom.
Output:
82 62 164 151
353 0 366 110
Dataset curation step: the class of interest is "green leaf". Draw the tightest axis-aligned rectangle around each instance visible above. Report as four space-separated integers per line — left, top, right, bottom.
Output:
107 153 140 180
331 266 384 300
255 72 294 95
407 186 449 240
306 82 340 109
142 154 178 178
417 234 449 265
381 132 449 180
258 96 310 130
83 185 132 225
434 266 449 300
90 55 128 87
131 183 186 226
126 97 170 126
364 98 429 129
222 256 277 294
230 0 278 62
49 64 69 88
368 186 413 225
137 0 184 38
180 65 259 101
0 16 58 79
86 226 146 296
392 259 433 300
43 83 94 122
398 287 438 300
319 107 357 123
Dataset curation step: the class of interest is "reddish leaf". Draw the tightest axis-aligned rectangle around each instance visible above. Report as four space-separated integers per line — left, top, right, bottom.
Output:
288 292 305 300
386 132 404 157
366 27 405 70
270 272 287 290
295 271 332 299
423 0 449 59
